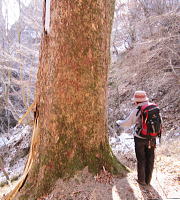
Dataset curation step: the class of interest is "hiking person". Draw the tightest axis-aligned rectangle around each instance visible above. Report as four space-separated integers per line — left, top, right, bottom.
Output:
116 91 162 186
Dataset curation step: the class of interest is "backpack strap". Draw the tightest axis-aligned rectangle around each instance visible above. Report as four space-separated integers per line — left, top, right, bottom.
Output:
135 106 142 135
136 106 141 116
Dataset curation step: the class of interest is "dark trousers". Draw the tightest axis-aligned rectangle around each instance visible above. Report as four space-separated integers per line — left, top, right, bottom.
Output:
134 136 156 184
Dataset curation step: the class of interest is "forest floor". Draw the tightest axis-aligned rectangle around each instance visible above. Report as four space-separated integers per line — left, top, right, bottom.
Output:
40 138 180 200
0 137 179 200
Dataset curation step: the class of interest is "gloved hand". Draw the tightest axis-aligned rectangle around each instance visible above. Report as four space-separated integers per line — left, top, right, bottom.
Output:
116 120 123 126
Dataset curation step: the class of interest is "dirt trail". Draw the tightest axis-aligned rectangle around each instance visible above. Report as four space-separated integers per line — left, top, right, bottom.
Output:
0 170 179 200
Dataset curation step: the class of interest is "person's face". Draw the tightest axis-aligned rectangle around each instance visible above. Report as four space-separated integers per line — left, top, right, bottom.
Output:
134 102 141 106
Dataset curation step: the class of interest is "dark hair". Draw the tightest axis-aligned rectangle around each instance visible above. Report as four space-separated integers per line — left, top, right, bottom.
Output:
136 102 143 104
136 101 147 104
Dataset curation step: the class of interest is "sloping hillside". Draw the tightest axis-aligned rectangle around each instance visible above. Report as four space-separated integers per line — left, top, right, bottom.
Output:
108 20 180 139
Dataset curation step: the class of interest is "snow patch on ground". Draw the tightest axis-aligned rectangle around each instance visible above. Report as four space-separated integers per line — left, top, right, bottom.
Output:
0 137 9 148
0 125 32 184
110 132 135 154
0 128 136 184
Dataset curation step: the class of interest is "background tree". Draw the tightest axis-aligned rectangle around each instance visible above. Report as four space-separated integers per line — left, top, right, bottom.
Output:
0 0 42 134
6 1 127 199
111 0 179 53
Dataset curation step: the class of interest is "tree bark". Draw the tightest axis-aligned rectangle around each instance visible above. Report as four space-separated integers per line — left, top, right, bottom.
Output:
14 0 127 199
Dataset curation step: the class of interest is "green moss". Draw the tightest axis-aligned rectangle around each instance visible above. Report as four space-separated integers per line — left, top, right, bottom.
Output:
18 133 127 200
19 195 28 200
86 142 128 175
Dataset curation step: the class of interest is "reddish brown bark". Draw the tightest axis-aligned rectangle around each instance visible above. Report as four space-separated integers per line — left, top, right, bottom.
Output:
14 1 127 199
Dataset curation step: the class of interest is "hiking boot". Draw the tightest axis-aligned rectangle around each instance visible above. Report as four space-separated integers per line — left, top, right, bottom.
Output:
146 182 151 186
136 179 147 186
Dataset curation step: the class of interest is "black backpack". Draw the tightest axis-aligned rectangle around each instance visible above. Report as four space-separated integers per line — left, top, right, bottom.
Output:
137 103 162 139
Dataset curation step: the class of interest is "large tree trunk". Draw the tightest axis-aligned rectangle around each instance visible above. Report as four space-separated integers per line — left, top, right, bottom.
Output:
11 0 127 199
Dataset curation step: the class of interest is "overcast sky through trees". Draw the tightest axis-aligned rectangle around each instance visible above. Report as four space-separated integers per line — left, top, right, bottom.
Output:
2 0 32 29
